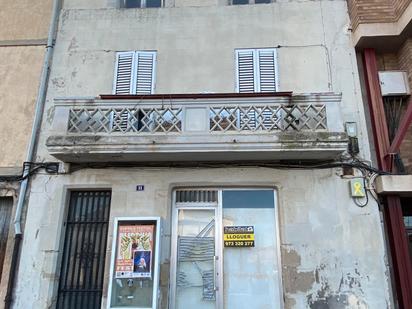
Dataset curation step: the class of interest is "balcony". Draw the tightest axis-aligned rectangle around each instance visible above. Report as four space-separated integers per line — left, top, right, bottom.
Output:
46 93 348 163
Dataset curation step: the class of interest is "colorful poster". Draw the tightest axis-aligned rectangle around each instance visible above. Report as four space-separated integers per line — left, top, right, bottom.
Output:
115 224 154 279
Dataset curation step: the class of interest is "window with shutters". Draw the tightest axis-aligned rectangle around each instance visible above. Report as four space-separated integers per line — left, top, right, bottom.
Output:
235 48 279 130
235 48 278 93
113 51 156 95
122 0 162 8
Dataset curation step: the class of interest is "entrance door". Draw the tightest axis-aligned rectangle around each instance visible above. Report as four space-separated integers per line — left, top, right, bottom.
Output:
170 189 283 309
171 190 221 309
57 190 112 309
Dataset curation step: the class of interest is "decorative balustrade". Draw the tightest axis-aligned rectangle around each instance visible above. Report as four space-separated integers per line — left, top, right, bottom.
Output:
47 93 347 162
61 97 334 135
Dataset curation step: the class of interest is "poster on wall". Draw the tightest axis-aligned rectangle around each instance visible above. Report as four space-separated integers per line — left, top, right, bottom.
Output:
115 224 154 279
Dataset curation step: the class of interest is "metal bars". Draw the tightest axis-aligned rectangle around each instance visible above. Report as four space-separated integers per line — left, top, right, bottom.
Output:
57 191 111 309
175 190 218 204
0 197 13 280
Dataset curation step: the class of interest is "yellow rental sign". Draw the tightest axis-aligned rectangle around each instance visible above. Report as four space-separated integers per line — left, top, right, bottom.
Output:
223 226 255 247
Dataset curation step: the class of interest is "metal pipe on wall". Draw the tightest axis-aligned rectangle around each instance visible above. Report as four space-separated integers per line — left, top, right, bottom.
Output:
4 0 62 307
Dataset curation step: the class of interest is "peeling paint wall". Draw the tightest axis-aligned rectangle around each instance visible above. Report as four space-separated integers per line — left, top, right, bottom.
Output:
14 168 392 308
12 0 393 308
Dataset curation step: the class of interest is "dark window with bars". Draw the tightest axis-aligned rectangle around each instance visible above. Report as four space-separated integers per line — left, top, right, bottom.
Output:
57 191 111 309
124 0 162 8
175 190 218 203
0 197 12 281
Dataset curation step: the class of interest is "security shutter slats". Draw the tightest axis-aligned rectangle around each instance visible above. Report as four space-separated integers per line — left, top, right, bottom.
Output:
114 51 156 95
236 48 277 93
136 52 155 94
114 52 135 94
112 110 130 132
240 109 257 130
236 50 256 93
258 49 277 92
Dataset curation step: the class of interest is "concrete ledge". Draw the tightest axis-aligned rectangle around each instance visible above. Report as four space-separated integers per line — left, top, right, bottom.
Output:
46 132 348 163
352 1 412 47
0 166 22 176
375 175 412 195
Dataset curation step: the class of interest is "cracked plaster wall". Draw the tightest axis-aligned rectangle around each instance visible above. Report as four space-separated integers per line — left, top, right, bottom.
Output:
12 1 393 308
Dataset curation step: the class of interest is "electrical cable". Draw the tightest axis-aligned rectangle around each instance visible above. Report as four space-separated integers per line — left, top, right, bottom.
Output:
0 162 59 183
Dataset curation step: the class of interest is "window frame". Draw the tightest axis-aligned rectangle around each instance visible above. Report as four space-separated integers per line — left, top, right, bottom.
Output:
235 47 279 93
112 50 157 95
230 0 272 5
122 0 163 8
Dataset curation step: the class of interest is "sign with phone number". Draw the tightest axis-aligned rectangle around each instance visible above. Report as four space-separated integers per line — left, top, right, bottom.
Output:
223 226 255 247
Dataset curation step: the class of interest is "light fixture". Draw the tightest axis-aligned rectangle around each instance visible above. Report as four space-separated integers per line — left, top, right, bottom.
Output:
345 122 358 137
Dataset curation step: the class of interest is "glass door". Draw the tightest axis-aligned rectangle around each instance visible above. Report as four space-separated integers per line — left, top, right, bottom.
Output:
222 189 282 309
170 189 282 309
171 189 222 309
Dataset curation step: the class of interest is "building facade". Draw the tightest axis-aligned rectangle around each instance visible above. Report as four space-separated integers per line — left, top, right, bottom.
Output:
0 0 53 308
348 0 412 307
7 0 398 308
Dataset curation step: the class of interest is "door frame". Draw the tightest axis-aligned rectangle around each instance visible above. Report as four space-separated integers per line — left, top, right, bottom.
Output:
169 189 223 309
169 187 283 309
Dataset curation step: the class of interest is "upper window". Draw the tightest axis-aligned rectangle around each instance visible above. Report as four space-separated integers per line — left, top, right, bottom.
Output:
123 0 162 8
231 0 272 5
235 48 278 93
113 51 157 95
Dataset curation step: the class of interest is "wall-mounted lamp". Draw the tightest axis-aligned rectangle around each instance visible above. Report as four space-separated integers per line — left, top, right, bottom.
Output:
345 122 358 137
345 122 359 155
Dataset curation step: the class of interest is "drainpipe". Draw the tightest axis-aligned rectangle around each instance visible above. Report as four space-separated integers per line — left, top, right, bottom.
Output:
4 0 62 307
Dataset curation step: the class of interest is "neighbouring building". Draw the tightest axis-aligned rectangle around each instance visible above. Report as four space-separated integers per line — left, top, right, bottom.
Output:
0 0 53 308
7 0 399 308
347 0 412 307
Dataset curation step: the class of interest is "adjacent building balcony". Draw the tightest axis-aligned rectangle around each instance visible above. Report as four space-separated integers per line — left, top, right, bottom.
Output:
46 93 348 163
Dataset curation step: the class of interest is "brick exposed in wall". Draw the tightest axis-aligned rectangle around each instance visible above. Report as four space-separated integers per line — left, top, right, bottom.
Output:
371 49 412 173
376 53 400 71
398 39 412 89
397 39 412 173
347 0 411 30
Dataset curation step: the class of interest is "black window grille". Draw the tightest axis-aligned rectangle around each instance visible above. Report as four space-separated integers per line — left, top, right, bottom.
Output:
57 191 111 309
0 197 13 280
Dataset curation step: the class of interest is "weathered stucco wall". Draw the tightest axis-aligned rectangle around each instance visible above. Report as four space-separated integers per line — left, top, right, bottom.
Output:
37 0 371 161
12 1 391 308
0 0 52 170
0 46 45 168
15 168 391 308
0 0 52 40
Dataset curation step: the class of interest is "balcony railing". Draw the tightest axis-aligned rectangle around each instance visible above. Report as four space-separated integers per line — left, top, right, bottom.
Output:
67 101 328 134
47 93 347 163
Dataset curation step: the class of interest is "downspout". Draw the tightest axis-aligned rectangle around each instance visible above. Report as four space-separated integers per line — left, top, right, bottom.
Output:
4 0 62 307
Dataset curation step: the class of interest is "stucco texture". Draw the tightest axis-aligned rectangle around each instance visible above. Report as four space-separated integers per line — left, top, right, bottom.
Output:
0 0 52 41
14 168 392 309
0 46 44 167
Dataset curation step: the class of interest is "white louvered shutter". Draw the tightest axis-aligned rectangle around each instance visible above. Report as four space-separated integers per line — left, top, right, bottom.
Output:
257 49 277 92
114 52 135 94
236 49 256 93
135 52 156 94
